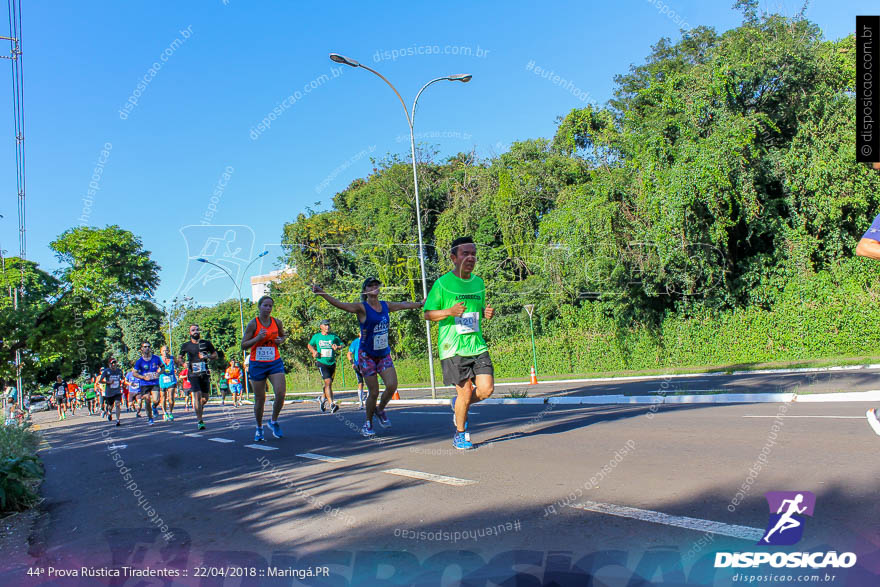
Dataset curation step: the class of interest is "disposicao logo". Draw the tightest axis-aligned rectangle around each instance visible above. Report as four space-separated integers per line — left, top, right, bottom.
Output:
715 491 857 570
759 491 815 546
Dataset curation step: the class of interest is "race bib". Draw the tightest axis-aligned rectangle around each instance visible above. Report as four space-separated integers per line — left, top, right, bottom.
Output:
159 375 172 385
255 346 275 361
455 312 480 334
228 379 240 386
320 348 333 359
191 361 206 373
110 376 120 388
373 332 389 350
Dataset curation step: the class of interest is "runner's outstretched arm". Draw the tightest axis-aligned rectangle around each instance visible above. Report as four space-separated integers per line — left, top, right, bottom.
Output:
312 284 364 315
386 301 424 313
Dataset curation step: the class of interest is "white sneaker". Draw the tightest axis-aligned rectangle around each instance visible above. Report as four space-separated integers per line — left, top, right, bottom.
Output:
867 408 880 436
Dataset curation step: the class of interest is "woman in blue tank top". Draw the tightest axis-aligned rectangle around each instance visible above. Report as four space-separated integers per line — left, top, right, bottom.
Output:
312 277 423 437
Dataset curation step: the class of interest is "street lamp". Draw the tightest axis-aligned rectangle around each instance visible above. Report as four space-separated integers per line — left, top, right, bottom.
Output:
196 251 268 399
329 52 472 399
524 304 538 384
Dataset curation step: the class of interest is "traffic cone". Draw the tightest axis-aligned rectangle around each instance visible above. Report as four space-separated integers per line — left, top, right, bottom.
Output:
529 366 538 385
392 390 401 400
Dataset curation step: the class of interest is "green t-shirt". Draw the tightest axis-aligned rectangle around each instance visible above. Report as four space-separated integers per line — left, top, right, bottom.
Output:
309 333 343 365
424 271 488 360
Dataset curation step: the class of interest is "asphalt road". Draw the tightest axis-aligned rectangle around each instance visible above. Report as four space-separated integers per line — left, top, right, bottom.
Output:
335 366 880 399
2 376 879 586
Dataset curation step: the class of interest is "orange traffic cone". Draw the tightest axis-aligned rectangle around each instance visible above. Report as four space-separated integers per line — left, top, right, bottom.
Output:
392 390 401 400
529 366 538 385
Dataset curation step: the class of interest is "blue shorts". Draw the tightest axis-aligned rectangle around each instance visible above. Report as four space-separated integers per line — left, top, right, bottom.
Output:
248 358 285 382
230 382 243 394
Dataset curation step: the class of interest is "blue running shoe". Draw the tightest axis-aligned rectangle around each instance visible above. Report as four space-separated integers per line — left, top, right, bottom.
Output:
361 421 375 437
453 431 473 450
269 420 283 439
375 408 390 427
254 427 265 442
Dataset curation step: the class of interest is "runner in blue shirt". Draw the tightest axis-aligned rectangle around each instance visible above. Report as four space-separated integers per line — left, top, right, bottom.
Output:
313 278 423 437
132 342 163 425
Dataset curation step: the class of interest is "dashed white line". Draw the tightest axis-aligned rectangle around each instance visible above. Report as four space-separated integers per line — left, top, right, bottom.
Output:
245 444 278 451
184 433 203 438
572 501 764 541
297 453 344 462
407 411 479 415
382 468 476 486
169 431 185 434
208 438 235 443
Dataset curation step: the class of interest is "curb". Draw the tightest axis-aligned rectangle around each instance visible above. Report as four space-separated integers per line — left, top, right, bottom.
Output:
376 390 880 406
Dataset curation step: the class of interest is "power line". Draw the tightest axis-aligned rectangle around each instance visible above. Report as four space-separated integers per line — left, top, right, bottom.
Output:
2 0 25 284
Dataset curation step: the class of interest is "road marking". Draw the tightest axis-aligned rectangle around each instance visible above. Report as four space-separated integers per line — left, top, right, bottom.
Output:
208 438 235 443
169 431 185 434
185 433 203 438
297 452 344 462
107 444 127 450
742 415 863 419
245 444 278 451
572 501 764 541
382 468 476 486
407 411 479 415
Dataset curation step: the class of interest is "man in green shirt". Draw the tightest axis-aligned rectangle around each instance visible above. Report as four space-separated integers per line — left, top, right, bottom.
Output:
424 236 495 450
308 320 343 413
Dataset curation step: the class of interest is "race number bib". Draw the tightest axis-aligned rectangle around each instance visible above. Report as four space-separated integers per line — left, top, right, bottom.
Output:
109 376 120 389
255 346 275 361
191 361 206 373
373 332 389 350
320 348 333 359
455 312 480 334
159 375 172 385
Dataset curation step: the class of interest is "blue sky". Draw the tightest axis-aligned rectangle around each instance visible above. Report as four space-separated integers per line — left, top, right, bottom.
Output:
0 0 870 306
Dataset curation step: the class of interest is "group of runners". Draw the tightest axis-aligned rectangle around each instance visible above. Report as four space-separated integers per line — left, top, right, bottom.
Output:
50 342 246 427
48 236 495 449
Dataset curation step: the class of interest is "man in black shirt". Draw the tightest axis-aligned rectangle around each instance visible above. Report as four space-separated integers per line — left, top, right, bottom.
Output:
52 374 67 421
98 358 125 426
177 324 218 430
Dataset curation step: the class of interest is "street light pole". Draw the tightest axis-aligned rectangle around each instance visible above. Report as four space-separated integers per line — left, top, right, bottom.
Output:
524 304 538 383
328 53 472 399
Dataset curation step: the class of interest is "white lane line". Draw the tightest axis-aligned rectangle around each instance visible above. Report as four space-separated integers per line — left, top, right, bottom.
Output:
245 444 278 451
382 468 476 486
572 501 764 541
208 438 235 443
742 415 863 419
106 444 127 450
407 411 479 415
297 453 345 462
169 431 185 434
184 433 203 438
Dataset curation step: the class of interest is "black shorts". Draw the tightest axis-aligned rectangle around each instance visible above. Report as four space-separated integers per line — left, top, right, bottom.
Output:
105 394 121 406
188 374 211 394
353 364 364 384
138 384 158 397
316 362 336 381
441 351 494 387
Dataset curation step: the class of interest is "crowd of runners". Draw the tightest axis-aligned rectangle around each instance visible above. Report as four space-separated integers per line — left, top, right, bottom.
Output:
45 236 497 449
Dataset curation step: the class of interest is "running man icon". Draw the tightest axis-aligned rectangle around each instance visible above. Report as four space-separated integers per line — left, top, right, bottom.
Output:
759 491 816 546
